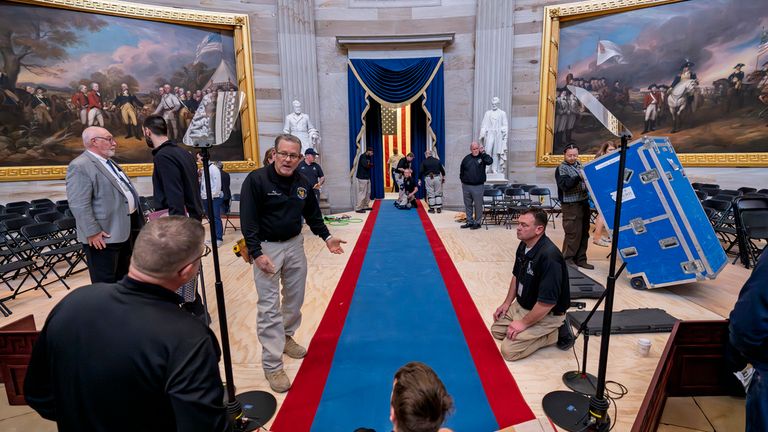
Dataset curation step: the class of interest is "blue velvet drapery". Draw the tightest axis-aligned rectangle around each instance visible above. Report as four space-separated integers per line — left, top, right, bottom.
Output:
347 57 445 199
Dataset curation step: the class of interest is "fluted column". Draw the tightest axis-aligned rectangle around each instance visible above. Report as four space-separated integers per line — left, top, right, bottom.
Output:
277 0 321 149
472 0 515 169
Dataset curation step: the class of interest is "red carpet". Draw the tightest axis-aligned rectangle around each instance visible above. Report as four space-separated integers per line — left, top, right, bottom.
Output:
271 201 381 431
416 202 535 427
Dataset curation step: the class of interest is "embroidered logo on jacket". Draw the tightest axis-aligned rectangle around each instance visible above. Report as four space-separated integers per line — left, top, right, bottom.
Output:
297 187 307 199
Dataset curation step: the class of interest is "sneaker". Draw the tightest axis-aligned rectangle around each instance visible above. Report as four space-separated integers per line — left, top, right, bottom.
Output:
557 322 576 350
436 208 442 213
576 262 595 270
428 209 435 213
593 238 611 247
470 223 481 230
283 336 307 359
355 209 366 213
264 369 291 393
216 240 223 247
734 364 755 391
460 223 473 229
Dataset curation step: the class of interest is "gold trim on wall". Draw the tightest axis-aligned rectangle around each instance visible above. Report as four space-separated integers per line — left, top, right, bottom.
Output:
536 0 767 167
0 0 260 181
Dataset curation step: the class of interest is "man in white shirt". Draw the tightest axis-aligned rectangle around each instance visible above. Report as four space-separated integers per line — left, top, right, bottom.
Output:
197 153 223 246
66 126 143 283
153 84 182 141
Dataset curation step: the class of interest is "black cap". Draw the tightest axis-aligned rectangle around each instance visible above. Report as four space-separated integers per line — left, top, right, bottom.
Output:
305 148 319 156
734 63 745 68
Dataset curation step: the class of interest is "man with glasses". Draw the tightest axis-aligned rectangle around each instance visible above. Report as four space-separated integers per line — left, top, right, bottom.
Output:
66 126 143 283
25 217 229 432
240 133 346 393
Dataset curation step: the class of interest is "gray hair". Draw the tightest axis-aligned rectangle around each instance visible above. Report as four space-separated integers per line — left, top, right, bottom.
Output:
81 126 106 148
130 217 205 279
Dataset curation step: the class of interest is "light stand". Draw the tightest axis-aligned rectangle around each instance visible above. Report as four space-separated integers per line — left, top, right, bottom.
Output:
200 147 276 431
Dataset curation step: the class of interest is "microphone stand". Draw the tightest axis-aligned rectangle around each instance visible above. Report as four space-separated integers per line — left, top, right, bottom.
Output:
542 132 630 431
200 147 276 431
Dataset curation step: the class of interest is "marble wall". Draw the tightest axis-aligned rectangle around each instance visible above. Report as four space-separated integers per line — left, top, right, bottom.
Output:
1 0 765 209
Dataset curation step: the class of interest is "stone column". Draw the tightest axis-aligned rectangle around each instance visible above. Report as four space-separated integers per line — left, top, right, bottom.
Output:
472 0 515 175
277 0 321 148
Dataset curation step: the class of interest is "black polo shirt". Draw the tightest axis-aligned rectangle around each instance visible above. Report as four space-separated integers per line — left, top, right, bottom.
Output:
240 163 331 259
24 277 228 432
151 140 204 220
297 160 324 187
513 234 570 314
402 176 417 194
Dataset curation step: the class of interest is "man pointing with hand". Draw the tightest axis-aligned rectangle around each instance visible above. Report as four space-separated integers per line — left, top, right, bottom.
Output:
240 133 346 394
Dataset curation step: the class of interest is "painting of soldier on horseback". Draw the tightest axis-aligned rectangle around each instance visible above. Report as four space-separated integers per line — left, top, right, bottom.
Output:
0 1 244 168
550 0 768 159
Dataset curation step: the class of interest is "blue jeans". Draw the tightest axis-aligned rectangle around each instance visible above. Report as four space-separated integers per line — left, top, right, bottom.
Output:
202 197 224 241
747 367 768 432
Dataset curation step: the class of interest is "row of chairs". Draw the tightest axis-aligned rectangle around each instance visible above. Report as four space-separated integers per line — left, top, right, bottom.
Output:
0 214 83 316
700 192 768 269
481 184 561 229
1 199 70 219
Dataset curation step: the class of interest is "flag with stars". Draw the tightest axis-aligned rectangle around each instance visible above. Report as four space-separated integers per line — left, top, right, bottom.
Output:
381 105 410 189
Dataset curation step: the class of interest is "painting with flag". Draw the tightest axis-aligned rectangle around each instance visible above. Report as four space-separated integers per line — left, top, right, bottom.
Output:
538 0 768 168
194 33 224 65
380 105 411 190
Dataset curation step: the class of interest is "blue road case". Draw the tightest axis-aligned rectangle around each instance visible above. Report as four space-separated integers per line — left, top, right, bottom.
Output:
582 136 727 289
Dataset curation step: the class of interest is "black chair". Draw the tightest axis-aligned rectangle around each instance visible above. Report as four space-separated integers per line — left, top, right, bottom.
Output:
27 207 52 219
0 204 4 215
5 201 29 209
502 187 530 226
55 199 69 206
529 187 557 228
702 199 737 253
482 188 505 228
699 184 721 191
717 189 741 198
691 182 703 190
695 190 708 201
223 194 240 234
4 207 27 216
759 189 768 195
35 211 64 223
0 214 22 223
21 223 78 291
55 204 69 214
732 196 768 268
0 233 46 317
55 218 78 245
738 209 768 267
520 184 538 198
737 187 757 194
30 198 54 206
32 202 56 209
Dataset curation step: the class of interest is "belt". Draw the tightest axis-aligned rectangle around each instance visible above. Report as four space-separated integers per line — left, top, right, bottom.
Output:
260 234 300 243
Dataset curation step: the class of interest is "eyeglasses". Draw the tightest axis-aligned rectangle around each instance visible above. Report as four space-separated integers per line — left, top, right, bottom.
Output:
181 245 211 270
275 151 302 161
93 136 116 143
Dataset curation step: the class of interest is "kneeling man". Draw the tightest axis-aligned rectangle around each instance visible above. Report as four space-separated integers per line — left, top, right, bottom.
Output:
491 209 571 361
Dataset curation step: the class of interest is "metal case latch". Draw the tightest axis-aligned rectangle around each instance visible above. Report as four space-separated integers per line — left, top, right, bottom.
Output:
681 260 704 274
630 218 646 234
620 247 638 258
640 169 660 184
659 237 679 249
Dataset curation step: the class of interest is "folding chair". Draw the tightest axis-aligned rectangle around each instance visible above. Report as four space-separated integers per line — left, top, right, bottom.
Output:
695 190 708 201
4 201 29 210
4 207 27 216
702 199 736 253
737 187 757 194
55 217 78 245
27 207 52 219
21 223 77 290
529 187 557 228
502 187 531 226
482 188 504 228
0 232 47 317
520 184 538 199
30 198 54 207
732 196 768 268
55 204 69 214
1 217 36 261
35 211 64 223
738 209 768 268
55 199 69 206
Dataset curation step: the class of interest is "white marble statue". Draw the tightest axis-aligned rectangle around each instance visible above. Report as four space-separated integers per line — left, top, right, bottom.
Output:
479 96 509 174
283 100 320 154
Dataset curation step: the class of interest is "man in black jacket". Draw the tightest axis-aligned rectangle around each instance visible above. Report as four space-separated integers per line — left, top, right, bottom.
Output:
143 115 208 319
555 144 593 269
459 141 492 229
355 147 374 213
25 217 229 432
240 133 346 393
217 161 232 214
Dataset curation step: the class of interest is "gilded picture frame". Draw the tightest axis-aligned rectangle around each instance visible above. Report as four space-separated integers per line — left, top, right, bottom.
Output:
537 0 768 167
0 0 259 181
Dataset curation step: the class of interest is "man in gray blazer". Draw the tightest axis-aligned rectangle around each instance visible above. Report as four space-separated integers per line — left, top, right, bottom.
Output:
66 126 143 283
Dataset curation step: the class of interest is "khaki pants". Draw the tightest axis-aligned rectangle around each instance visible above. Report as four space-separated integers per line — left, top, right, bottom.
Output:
120 104 138 126
87 108 104 127
491 301 565 361
356 178 371 210
252 234 307 372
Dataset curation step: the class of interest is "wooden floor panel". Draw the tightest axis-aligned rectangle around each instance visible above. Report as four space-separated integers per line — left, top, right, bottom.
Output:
0 207 750 431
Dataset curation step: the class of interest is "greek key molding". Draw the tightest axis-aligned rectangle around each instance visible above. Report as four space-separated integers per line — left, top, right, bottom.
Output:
538 153 768 167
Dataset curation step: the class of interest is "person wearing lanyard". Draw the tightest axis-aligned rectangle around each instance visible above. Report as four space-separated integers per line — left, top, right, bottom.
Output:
66 126 143 284
491 209 572 361
239 133 346 393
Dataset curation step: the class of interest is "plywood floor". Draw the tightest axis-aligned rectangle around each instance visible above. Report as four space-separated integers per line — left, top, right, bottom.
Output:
0 204 752 431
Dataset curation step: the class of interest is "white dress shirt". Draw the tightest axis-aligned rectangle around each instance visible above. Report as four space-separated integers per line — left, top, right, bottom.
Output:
88 150 137 214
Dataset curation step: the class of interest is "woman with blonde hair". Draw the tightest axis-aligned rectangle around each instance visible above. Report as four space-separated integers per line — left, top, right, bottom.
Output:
592 141 616 247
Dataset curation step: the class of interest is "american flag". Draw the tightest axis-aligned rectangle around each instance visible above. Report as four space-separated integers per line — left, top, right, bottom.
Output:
381 105 410 189
759 30 768 56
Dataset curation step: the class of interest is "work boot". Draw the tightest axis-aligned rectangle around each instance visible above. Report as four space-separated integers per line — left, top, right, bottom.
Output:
557 322 575 350
436 208 442 213
576 261 595 270
125 124 132 138
428 208 435 213
460 223 473 229
264 369 291 393
642 121 649 134
283 335 307 359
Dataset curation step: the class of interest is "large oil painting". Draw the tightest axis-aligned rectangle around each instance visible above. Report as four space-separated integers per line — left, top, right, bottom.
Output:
537 0 768 167
0 0 258 181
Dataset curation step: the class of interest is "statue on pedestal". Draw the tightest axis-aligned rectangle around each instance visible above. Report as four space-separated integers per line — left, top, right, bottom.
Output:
479 96 509 175
283 100 320 154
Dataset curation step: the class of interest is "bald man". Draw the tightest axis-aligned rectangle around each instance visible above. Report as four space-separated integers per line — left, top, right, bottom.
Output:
66 126 143 283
